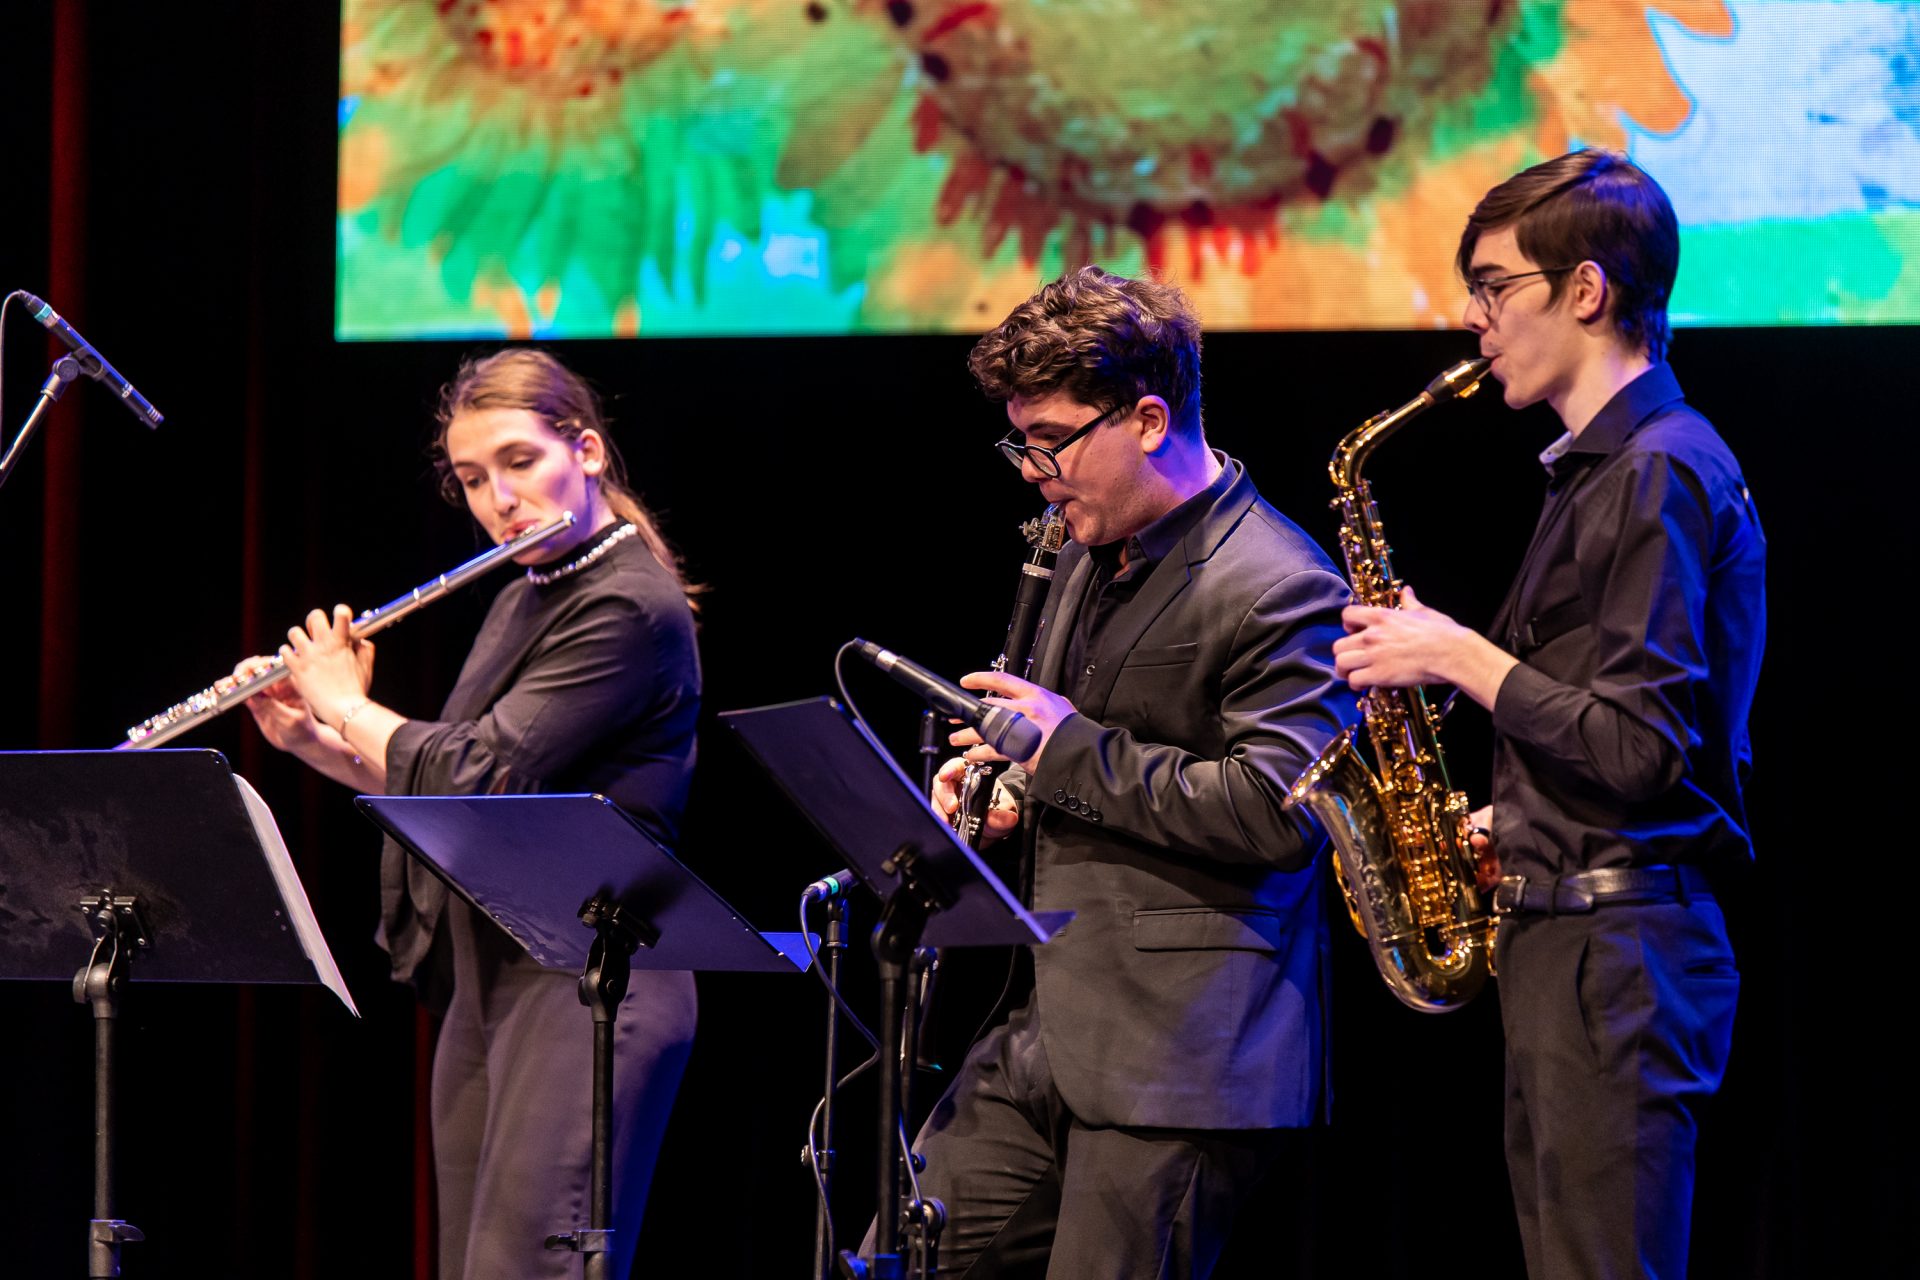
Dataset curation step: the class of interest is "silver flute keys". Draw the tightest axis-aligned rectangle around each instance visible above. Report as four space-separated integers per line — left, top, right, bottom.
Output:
118 512 576 749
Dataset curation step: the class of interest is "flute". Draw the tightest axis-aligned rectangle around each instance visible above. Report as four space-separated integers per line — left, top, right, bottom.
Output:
118 512 576 749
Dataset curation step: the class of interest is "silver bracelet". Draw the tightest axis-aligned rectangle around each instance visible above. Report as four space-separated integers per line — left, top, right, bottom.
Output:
336 699 371 737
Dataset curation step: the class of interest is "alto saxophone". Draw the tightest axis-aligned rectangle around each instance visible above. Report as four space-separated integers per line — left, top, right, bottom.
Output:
954 504 1068 847
1285 358 1495 1012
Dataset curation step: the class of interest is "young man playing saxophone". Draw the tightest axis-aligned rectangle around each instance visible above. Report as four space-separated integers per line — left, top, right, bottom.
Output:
881 266 1356 1278
1335 150 1765 1279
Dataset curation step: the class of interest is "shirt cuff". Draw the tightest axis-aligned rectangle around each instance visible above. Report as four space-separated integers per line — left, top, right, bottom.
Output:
1490 660 1560 741
383 717 439 784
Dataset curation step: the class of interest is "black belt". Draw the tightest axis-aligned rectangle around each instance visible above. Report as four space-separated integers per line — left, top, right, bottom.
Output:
1492 864 1714 916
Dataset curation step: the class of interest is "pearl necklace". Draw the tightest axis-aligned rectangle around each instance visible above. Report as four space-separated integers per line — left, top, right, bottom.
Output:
525 522 637 586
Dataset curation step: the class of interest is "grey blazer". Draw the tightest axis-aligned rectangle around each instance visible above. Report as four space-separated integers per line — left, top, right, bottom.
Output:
1002 458 1353 1130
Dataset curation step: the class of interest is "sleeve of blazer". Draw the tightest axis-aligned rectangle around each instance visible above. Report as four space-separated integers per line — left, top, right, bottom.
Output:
1029 564 1352 870
386 593 669 796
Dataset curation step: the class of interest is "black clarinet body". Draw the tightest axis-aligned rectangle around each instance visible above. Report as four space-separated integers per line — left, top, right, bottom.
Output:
955 505 1067 847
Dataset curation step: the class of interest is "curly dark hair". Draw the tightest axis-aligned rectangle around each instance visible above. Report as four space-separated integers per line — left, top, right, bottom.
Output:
1457 148 1680 361
968 267 1204 434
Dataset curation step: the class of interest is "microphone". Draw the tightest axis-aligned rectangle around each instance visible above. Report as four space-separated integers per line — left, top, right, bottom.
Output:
803 867 858 902
850 639 1044 762
18 292 164 427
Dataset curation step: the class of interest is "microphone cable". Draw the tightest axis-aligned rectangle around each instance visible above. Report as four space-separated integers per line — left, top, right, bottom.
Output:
832 639 871 728
801 875 880 1266
0 292 30 489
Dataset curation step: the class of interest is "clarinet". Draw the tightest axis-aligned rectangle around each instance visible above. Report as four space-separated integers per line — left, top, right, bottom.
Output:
954 504 1068 847
117 512 576 748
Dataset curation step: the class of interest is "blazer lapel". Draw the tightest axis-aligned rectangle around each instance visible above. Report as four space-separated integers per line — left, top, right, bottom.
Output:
1075 466 1256 720
443 593 546 721
1032 546 1091 693
1074 555 1191 720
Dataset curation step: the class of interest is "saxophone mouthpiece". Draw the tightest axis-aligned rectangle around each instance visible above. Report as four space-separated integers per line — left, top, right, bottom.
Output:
1425 357 1494 401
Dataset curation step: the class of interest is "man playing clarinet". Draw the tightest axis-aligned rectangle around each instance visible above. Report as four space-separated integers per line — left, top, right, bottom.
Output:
895 266 1355 1278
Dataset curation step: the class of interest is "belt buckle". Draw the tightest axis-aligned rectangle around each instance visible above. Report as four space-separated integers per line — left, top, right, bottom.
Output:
1493 876 1526 915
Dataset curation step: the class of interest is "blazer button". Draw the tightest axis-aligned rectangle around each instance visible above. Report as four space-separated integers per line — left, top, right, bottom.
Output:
1053 789 1068 804
1088 808 1102 822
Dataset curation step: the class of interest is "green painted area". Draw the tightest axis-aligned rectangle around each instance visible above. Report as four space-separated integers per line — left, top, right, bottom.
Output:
1427 0 1564 162
335 0 1919 338
1674 212 1920 326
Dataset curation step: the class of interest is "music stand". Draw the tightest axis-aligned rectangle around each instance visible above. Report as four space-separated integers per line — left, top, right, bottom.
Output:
354 792 810 1279
721 697 1067 1280
0 748 357 1279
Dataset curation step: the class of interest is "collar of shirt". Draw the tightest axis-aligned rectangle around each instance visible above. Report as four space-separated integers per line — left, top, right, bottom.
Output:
1087 450 1238 576
1545 362 1686 483
1537 431 1576 471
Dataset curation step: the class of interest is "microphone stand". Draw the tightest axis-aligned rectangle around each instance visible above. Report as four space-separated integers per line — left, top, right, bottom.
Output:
916 708 940 798
812 893 848 1280
849 843 948 1280
0 354 82 495
905 704 944 1106
833 709 950 1280
892 708 946 1278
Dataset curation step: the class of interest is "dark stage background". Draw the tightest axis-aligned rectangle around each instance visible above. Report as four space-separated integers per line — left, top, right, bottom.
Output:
0 5 1909 1277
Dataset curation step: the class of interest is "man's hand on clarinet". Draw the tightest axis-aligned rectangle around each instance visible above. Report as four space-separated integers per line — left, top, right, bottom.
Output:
947 670 1075 772
932 757 1021 844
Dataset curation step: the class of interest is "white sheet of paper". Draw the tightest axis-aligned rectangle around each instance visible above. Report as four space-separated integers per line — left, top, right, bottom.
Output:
233 774 360 1017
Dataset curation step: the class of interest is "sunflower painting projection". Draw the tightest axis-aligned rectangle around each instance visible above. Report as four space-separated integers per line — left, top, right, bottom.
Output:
336 0 1920 338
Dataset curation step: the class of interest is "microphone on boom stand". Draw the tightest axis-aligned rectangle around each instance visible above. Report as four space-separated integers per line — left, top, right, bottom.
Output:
18 292 164 428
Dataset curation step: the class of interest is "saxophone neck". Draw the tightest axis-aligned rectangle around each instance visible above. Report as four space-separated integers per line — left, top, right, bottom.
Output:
1329 357 1492 489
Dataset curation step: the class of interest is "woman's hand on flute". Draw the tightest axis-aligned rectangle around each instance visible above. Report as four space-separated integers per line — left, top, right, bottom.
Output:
279 605 377 731
235 654 324 755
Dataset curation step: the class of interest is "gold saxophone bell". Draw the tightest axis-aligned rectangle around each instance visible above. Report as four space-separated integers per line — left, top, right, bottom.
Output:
1285 358 1495 1013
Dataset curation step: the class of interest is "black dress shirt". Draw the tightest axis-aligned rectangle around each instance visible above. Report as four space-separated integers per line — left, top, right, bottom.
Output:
1487 364 1765 880
1061 458 1234 706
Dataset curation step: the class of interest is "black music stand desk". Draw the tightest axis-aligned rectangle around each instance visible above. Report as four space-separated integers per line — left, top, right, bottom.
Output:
0 748 357 1278
721 696 1066 948
721 696 1068 1280
354 792 810 1277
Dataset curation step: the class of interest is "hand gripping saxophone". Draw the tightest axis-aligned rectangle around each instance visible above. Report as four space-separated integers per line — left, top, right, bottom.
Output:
118 513 575 749
1285 358 1496 1012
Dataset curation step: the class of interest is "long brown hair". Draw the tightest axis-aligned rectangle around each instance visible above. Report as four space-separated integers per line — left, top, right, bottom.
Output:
433 348 702 609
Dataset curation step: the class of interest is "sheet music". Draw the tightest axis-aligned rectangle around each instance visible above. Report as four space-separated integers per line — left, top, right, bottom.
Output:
233 774 360 1017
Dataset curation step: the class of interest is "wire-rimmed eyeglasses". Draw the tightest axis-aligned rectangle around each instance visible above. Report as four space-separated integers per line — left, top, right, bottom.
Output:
1466 267 1574 311
995 404 1122 478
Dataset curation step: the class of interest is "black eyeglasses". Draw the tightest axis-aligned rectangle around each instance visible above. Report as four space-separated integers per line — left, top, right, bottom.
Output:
995 405 1122 478
1466 267 1574 310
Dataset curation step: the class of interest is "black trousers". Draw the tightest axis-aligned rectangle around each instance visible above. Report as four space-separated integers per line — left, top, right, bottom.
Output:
432 904 697 1280
875 999 1286 1279
1496 901 1738 1280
